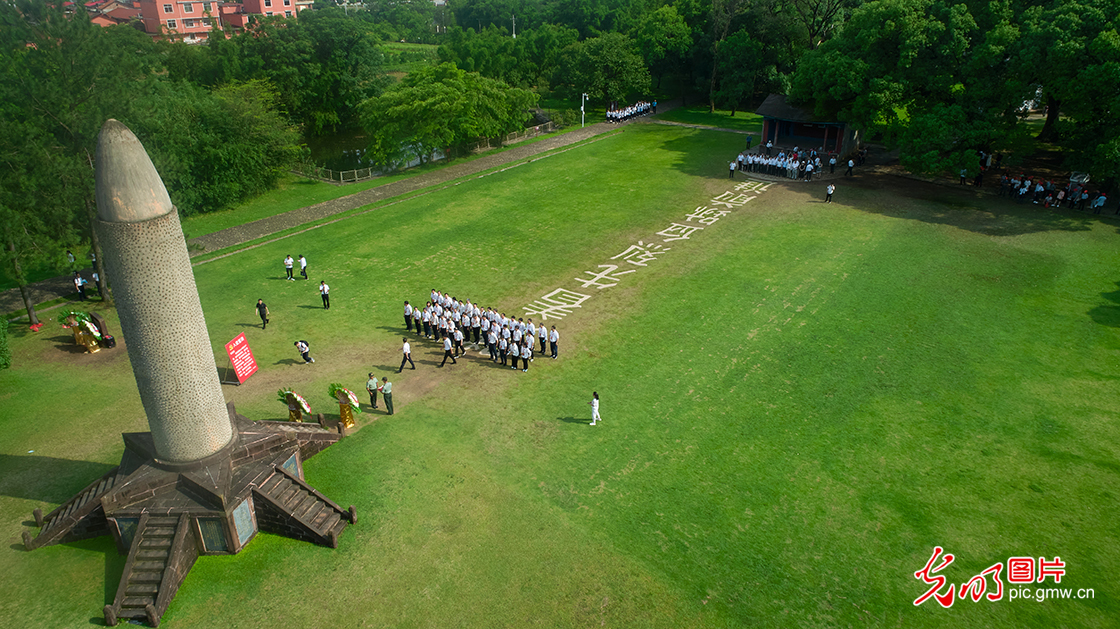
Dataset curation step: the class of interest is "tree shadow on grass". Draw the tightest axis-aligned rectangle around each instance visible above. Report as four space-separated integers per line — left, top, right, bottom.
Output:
0 454 117 503
653 127 1114 237
1088 282 1120 328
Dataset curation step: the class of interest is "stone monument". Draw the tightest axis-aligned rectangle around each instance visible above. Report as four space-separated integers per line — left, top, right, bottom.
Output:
21 120 356 627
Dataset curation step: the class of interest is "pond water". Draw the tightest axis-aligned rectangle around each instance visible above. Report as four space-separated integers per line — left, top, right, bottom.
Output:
303 129 444 173
304 130 372 171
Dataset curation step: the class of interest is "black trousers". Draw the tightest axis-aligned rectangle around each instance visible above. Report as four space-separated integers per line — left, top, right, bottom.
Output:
285 267 293 279
550 341 558 358
488 342 497 361
321 294 330 308
440 349 456 366
368 389 378 408
405 316 412 331
473 327 480 343
423 321 431 336
400 353 415 371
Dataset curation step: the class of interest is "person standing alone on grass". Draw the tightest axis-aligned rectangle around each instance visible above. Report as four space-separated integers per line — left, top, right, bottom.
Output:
400 338 415 372
299 255 308 279
550 326 560 359
320 281 330 309
729 160 736 179
256 299 270 330
366 373 379 409
589 392 601 426
846 159 854 176
381 377 393 415
284 255 295 280
295 340 314 363
826 184 835 204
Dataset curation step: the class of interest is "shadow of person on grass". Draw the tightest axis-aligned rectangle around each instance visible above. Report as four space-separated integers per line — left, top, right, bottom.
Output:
556 416 589 424
274 358 303 365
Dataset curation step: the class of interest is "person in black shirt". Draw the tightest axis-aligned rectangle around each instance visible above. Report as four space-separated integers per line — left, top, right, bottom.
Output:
256 299 270 329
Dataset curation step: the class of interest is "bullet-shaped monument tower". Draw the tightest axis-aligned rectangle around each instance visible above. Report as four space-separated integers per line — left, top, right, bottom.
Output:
96 119 234 464
23 121 355 628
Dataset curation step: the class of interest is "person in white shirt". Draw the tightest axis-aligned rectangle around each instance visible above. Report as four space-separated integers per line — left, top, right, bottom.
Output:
509 341 520 370
412 305 422 336
399 338 415 372
539 323 548 353
404 301 413 331
284 255 295 280
521 340 532 371
471 314 481 344
421 308 432 338
294 340 314 363
589 392 600 426
549 326 560 359
453 327 465 357
298 254 308 279
826 184 835 203
498 337 508 365
439 335 457 366
319 281 330 309
487 330 498 362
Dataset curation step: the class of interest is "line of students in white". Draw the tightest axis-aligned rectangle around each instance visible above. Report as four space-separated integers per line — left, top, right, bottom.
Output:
403 290 560 373
607 101 653 123
733 148 832 181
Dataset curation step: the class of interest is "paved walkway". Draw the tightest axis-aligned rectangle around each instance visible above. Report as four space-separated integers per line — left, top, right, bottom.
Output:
2 105 678 320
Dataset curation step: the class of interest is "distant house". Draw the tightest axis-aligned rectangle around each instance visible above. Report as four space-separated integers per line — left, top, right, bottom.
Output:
88 0 311 43
756 94 860 156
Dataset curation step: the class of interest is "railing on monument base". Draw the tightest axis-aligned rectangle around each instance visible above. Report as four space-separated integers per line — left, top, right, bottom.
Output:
293 122 558 185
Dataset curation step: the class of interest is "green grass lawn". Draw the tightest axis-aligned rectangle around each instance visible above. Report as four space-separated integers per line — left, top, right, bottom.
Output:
654 104 765 134
2 124 1118 628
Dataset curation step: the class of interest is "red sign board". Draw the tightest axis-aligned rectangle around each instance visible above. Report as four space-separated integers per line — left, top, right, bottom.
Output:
225 333 258 384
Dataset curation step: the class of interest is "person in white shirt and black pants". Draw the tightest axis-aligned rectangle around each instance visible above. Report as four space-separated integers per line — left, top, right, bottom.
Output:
404 301 413 331
549 326 560 359
399 338 415 372
439 335 457 366
589 392 600 426
319 281 330 309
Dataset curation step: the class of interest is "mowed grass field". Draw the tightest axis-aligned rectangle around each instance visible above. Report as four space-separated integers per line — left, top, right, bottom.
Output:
2 123 1118 628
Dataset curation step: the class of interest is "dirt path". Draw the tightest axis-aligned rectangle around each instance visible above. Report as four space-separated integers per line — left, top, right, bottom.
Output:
2 107 676 321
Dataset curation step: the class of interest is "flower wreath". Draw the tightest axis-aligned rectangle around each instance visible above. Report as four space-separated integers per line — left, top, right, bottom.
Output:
327 383 362 413
277 388 311 414
59 310 102 339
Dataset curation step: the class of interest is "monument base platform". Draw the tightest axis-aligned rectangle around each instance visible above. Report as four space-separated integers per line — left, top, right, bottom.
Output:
22 403 356 627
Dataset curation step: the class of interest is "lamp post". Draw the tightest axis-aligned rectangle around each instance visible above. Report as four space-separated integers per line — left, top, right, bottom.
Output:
581 93 588 128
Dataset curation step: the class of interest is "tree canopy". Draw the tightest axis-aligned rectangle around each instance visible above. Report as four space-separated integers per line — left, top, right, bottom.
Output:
359 62 538 167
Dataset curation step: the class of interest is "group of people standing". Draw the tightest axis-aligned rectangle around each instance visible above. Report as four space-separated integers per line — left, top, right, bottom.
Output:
606 100 655 123
403 289 560 373
998 175 1112 213
730 146 856 181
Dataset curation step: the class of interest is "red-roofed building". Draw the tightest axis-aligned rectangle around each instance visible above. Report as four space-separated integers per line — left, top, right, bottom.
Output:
136 0 221 43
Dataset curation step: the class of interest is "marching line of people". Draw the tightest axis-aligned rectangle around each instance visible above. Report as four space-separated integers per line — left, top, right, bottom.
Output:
403 289 560 374
607 100 656 123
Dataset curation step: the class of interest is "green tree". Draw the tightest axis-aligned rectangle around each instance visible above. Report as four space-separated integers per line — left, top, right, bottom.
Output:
791 0 1028 174
1 0 163 301
635 5 693 89
559 32 650 106
360 62 537 167
1017 0 1120 183
133 81 304 216
713 30 764 114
